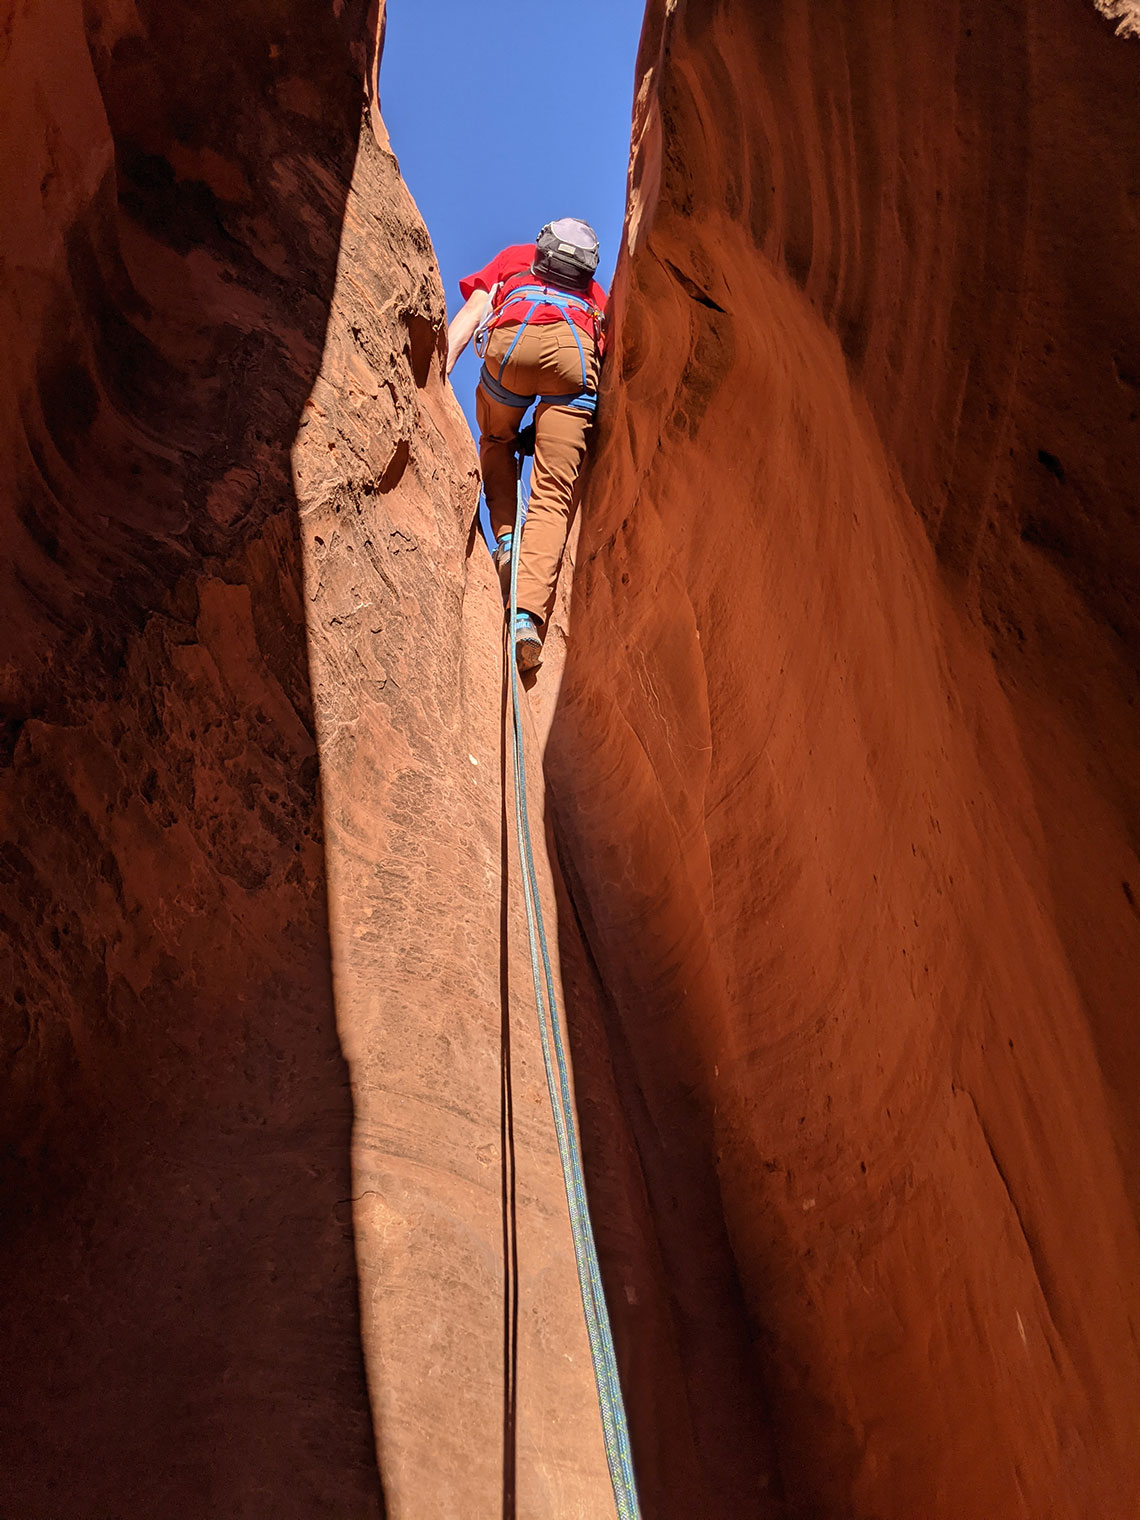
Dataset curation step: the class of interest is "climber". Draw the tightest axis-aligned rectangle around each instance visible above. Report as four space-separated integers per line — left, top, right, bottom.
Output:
446 218 607 671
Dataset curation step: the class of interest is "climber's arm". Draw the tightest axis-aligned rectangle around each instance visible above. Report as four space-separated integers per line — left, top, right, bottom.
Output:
446 289 493 375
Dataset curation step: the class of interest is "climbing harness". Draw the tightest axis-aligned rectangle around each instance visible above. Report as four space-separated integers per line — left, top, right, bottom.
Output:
476 282 602 417
505 459 641 1519
479 361 598 416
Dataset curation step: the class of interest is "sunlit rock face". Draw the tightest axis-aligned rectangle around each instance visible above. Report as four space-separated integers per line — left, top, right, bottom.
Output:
550 1 1140 1516
0 3 619 1516
6 0 1140 1516
1095 0 1140 38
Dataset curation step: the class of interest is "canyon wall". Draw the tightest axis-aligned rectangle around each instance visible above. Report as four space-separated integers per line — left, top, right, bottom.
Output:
0 3 616 1515
5 0 1140 1517
549 1 1140 1516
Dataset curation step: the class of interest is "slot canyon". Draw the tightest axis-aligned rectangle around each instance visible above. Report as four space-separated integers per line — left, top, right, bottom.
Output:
2 0 1139 1516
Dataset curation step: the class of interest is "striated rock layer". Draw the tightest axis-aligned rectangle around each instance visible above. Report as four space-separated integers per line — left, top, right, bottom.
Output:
549 1 1140 1516
6 0 1140 1516
1 2 615 1515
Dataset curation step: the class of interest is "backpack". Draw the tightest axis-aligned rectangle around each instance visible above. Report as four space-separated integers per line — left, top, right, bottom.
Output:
532 218 599 293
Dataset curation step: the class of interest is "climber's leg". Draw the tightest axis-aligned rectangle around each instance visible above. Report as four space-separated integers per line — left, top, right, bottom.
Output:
514 389 593 624
478 321 597 624
475 381 526 541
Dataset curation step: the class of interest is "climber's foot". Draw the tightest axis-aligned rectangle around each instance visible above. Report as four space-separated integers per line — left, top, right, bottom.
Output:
513 610 543 671
492 532 513 598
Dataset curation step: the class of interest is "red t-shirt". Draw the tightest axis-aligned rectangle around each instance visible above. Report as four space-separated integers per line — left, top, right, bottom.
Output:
459 243 607 349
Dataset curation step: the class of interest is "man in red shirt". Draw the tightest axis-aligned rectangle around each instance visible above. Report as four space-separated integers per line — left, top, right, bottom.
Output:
447 219 607 670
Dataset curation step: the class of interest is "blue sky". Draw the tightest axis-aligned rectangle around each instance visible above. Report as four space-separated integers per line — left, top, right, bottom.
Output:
379 0 645 433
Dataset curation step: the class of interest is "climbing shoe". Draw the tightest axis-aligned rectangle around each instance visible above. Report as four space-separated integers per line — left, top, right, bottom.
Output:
492 531 513 597
513 610 543 671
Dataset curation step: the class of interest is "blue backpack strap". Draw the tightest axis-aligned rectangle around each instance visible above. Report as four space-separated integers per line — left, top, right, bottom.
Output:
496 300 541 382
501 286 599 392
476 281 602 396
499 283 593 311
491 285 602 331
565 315 590 392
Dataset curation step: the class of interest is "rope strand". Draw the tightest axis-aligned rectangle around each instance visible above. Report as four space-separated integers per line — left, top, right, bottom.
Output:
505 464 641 1519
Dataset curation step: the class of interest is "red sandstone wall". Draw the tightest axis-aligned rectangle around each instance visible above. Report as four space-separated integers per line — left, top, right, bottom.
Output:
0 4 616 1515
0 5 388 1512
7 1 1140 1516
548 2 1140 1516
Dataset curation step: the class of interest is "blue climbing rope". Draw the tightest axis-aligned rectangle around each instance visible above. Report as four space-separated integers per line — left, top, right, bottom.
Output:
506 463 641 1520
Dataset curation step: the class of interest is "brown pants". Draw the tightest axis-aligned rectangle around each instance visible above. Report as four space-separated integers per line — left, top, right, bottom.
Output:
476 320 599 623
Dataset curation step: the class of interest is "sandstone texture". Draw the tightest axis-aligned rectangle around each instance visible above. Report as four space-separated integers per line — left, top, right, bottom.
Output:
1 3 615 1516
547 1 1140 1516
5 0 1140 1517
1095 1 1140 38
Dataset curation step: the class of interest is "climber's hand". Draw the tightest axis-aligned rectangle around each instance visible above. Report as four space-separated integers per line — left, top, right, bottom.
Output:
516 423 536 458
